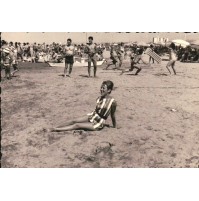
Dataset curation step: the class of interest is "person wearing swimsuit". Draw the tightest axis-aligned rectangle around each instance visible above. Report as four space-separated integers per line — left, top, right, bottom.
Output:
49 80 117 132
64 38 75 77
85 36 97 77
166 42 177 75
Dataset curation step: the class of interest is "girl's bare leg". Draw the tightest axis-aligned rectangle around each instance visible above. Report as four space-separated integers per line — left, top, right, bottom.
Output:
52 122 95 132
55 116 89 128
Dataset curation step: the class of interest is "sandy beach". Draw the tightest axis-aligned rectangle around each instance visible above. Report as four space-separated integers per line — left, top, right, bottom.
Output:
1 58 199 168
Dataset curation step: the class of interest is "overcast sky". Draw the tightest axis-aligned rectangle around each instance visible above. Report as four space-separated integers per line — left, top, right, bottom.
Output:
2 32 199 44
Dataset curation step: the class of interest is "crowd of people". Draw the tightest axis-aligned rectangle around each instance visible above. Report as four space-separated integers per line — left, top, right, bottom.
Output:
176 46 199 62
1 36 198 80
0 40 105 63
0 38 105 79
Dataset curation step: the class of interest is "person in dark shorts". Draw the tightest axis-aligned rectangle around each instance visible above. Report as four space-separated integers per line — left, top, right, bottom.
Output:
85 36 97 77
64 38 75 77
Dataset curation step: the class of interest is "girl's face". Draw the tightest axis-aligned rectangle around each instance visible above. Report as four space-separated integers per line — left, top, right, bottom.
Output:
100 84 110 97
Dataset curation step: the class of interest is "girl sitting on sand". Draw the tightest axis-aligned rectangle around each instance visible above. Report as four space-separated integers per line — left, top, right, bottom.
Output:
166 42 177 75
49 80 117 132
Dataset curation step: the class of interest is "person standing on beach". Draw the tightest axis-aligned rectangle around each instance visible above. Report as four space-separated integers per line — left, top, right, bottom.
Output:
166 42 177 75
64 38 75 77
85 36 97 77
149 44 155 64
1 47 13 80
17 42 23 61
9 42 19 76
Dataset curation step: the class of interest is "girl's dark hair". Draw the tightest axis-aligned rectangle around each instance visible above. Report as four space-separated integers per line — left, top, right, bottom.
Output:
102 80 114 91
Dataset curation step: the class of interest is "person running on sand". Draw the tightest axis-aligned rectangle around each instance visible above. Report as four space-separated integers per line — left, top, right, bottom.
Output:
166 42 177 75
105 45 119 70
48 80 117 132
64 38 75 77
129 47 144 75
121 46 149 75
85 36 97 77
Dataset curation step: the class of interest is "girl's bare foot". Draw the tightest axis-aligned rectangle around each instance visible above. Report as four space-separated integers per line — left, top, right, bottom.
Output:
43 128 55 132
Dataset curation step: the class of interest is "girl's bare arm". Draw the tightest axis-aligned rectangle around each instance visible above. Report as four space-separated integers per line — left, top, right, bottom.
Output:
110 101 117 128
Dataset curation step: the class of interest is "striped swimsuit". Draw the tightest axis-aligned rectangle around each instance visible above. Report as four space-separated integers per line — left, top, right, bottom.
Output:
88 96 116 130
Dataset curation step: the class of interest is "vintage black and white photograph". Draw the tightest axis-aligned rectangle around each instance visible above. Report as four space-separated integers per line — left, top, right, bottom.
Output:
1 0 199 200
1 32 199 168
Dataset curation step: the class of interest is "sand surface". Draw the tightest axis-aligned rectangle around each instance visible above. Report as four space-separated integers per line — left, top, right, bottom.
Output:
1 58 199 168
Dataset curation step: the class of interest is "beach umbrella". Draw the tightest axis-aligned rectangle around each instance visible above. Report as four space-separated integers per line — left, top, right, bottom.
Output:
172 39 190 48
190 40 199 49
136 41 149 47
